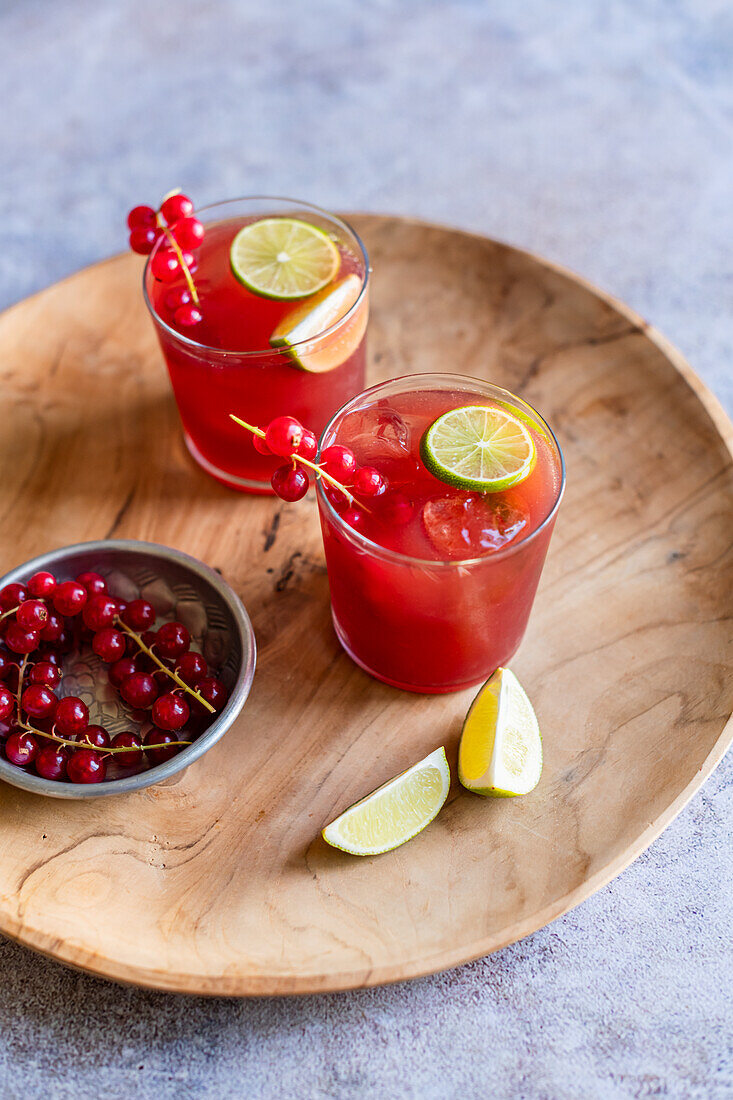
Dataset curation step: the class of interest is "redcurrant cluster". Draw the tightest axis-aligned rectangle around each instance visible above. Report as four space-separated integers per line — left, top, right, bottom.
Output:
230 413 413 532
0 571 227 785
127 191 204 327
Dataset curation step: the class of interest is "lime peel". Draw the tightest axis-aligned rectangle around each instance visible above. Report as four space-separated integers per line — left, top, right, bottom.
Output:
322 747 450 856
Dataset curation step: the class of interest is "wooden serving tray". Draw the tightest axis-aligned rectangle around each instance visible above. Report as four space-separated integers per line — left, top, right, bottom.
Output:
0 216 731 995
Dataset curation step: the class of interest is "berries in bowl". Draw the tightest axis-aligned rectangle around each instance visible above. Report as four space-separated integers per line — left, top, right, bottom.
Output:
0 540 255 798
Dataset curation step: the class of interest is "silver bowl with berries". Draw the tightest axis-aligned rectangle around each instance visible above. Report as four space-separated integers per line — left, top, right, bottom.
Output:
0 539 256 798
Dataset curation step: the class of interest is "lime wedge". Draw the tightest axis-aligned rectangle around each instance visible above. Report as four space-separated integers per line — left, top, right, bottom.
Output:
230 217 340 300
421 405 536 492
322 747 450 856
458 668 542 797
270 273 366 372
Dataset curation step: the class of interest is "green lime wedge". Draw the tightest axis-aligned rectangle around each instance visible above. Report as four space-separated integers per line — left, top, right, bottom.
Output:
421 405 536 492
322 748 450 856
230 217 340 300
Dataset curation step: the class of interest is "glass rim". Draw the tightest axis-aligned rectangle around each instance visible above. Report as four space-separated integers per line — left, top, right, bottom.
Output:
141 195 370 358
316 372 566 569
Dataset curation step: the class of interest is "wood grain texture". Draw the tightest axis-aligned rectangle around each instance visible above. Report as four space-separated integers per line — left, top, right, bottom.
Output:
0 215 732 995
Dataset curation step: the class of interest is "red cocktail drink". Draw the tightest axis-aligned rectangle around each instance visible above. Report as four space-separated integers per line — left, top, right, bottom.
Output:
144 198 369 492
316 375 564 693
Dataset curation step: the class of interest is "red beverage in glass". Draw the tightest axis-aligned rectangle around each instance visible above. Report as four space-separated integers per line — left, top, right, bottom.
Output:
144 197 369 492
316 375 565 693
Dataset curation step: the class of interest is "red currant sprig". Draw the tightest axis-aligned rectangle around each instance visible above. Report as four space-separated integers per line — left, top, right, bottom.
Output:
229 414 387 521
127 190 204 327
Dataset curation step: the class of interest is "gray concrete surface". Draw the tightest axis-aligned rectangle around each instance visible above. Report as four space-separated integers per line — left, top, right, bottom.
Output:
1 1 732 1097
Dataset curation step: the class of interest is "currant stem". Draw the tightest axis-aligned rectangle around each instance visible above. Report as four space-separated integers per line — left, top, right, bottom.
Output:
228 414 365 509
155 212 200 306
21 721 192 755
0 605 19 623
113 618 216 714
16 654 29 714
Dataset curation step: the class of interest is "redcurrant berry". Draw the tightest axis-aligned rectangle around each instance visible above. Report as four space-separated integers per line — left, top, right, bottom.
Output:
29 661 62 688
53 581 87 616
297 430 318 463
0 685 13 721
265 416 304 458
76 571 107 597
144 730 182 765
165 286 191 312
0 583 28 611
5 731 38 767
156 622 190 659
67 749 106 784
110 732 143 767
120 672 158 709
121 599 155 631
77 725 110 750
160 193 194 225
353 466 386 498
193 676 227 714
40 613 65 643
253 434 272 455
0 652 14 682
35 747 67 781
5 622 40 654
174 304 203 327
28 572 56 599
342 507 366 532
127 205 156 230
323 484 349 512
21 684 57 719
152 692 189 731
108 656 138 688
92 628 126 663
177 651 207 686
271 465 309 502
54 696 89 736
320 445 357 483
181 250 197 273
17 600 49 630
129 227 159 255
151 249 180 282
172 217 204 250
82 594 118 631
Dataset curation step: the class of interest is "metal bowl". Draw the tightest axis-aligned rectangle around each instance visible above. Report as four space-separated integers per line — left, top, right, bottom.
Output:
0 539 256 799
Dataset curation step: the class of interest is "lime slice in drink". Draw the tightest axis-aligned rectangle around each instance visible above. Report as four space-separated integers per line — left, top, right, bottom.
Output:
458 668 542 797
270 273 366 372
322 747 450 856
421 405 536 492
230 217 340 300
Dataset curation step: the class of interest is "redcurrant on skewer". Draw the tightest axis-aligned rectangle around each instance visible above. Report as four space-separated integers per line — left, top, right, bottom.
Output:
160 193 194 224
151 249 180 282
129 227 160 255
174 304 203 327
265 416 304 458
342 507 366 532
271 465 309 502
320 445 358 484
297 430 318 463
127 205 156 230
324 484 348 512
165 286 191 312
171 216 204 250
253 434 272 456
